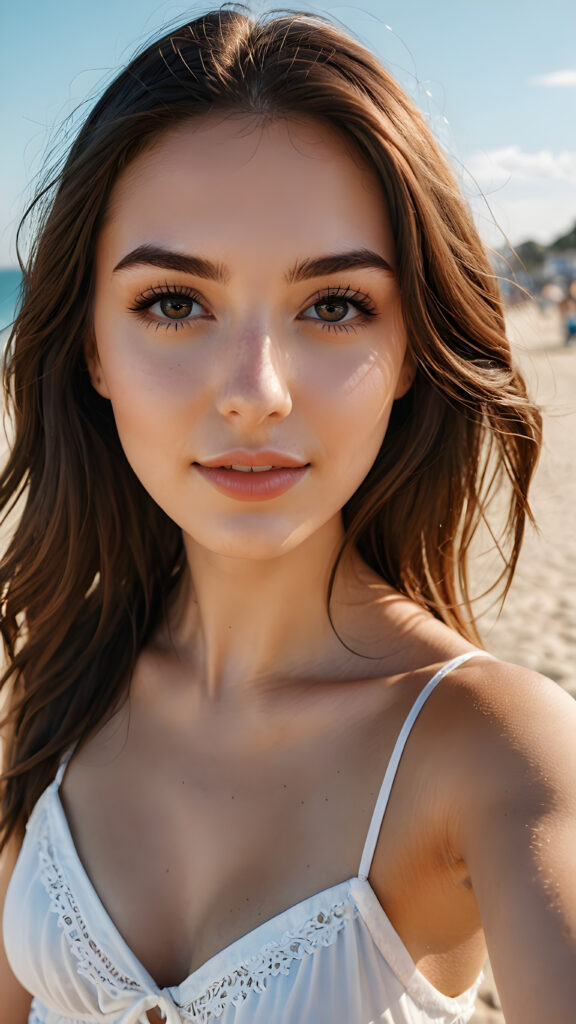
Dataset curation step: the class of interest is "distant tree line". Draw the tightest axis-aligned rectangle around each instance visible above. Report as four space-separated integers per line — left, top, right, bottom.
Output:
502 221 576 274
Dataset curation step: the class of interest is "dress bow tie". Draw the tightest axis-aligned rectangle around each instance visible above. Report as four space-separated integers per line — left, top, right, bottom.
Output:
118 990 184 1024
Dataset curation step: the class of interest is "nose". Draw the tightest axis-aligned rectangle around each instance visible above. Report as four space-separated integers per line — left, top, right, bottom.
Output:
215 326 292 426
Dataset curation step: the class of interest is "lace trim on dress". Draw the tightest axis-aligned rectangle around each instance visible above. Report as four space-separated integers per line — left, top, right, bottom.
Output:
175 900 358 1022
37 798 358 1022
37 812 143 999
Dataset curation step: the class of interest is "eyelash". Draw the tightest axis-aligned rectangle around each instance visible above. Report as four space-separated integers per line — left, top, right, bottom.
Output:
127 283 207 332
301 285 378 334
127 282 378 334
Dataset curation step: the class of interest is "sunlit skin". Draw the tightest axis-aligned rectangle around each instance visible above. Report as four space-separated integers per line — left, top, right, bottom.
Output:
91 113 416 697
3 114 576 1024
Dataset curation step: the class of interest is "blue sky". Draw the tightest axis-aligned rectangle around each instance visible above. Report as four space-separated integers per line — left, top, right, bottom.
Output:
1 0 575 266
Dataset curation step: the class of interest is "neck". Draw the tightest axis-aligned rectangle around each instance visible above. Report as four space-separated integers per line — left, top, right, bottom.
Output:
161 515 377 701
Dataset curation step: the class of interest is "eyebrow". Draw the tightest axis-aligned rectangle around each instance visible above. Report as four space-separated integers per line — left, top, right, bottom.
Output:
113 245 230 282
286 249 394 282
112 244 394 282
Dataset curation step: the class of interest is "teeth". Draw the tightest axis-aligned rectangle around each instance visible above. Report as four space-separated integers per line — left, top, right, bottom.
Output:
228 464 276 472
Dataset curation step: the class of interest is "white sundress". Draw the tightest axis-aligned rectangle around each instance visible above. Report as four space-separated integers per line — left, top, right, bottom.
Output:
3 650 492 1024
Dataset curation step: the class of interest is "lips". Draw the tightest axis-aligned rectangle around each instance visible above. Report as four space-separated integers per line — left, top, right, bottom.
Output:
198 450 307 469
193 456 310 501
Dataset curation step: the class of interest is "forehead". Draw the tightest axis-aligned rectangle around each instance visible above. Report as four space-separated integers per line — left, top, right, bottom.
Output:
99 113 394 268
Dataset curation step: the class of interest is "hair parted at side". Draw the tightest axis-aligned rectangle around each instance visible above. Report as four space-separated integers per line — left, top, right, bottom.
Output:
0 5 541 850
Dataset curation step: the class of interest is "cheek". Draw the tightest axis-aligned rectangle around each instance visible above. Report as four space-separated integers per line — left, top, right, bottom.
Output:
306 346 403 448
299 345 403 510
93 335 212 500
95 321 208 429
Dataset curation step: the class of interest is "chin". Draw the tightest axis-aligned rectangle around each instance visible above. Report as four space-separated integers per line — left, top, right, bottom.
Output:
183 515 323 562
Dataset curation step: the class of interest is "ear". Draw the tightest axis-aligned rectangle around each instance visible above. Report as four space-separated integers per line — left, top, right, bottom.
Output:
393 352 417 400
84 336 111 399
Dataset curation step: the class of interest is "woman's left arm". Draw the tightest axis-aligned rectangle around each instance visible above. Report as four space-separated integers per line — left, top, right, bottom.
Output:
455 663 576 1024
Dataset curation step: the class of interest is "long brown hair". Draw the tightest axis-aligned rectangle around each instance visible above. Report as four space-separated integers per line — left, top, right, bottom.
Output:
0 7 541 851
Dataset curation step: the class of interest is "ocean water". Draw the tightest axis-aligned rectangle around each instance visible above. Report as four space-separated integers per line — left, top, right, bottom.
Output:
0 267 22 339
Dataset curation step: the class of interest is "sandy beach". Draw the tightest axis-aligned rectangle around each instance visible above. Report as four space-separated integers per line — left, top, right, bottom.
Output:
0 301 574 1021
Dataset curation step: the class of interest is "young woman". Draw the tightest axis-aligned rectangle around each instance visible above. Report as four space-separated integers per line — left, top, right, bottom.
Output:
1 9 575 1024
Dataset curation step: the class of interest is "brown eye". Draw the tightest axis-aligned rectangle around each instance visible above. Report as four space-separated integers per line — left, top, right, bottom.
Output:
316 300 350 321
302 299 355 323
128 287 208 329
158 295 195 319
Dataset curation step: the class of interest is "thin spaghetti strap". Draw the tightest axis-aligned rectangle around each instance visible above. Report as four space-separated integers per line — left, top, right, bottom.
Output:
54 743 78 789
357 650 494 881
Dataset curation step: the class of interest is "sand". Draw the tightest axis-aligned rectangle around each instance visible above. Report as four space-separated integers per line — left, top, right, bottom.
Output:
1 303 574 1021
475 303 576 695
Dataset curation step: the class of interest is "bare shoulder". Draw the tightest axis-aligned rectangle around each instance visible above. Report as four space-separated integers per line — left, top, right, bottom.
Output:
429 656 576 842
365 587 576 808
368 586 576 812
424 658 576 1021
436 656 576 768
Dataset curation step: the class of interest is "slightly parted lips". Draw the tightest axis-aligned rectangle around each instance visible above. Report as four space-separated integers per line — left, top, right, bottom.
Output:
221 465 282 472
196 452 309 470
192 458 310 501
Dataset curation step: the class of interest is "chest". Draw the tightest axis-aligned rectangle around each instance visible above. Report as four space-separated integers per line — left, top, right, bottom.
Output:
58 679 472 992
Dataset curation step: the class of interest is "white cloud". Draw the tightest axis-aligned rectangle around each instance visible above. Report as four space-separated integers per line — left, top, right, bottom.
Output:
530 69 576 87
465 147 576 185
471 191 576 249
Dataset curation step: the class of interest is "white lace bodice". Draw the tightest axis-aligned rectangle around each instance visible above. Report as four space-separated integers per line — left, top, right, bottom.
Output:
3 651 492 1024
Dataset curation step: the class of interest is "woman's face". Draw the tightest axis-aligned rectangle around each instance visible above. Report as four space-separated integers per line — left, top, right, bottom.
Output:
91 114 413 559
